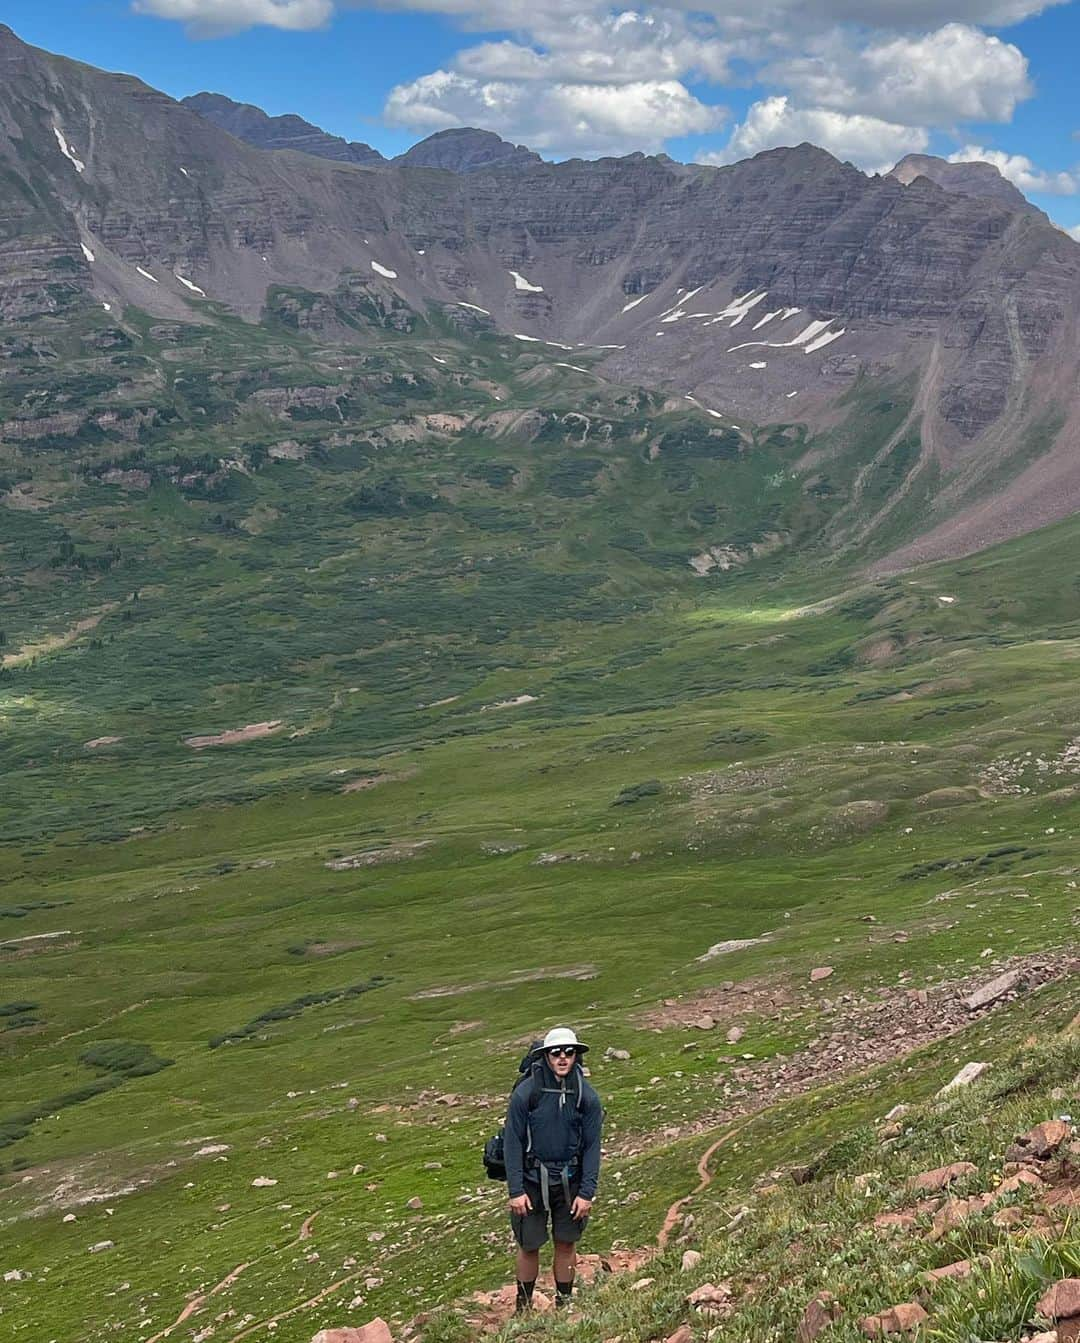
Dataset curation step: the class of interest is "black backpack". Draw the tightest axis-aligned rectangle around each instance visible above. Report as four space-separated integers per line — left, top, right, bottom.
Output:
482 1041 585 1181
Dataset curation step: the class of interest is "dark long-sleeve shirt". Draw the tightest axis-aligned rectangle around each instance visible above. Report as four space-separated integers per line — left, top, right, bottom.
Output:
504 1058 603 1199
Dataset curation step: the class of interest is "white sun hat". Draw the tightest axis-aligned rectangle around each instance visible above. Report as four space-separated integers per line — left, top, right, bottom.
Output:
542 1026 588 1054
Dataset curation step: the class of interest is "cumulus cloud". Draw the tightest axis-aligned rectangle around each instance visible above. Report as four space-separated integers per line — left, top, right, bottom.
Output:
949 145 1078 195
455 11 734 85
1066 224 1080 240
771 24 1030 126
132 0 332 35
709 95 926 172
385 70 723 155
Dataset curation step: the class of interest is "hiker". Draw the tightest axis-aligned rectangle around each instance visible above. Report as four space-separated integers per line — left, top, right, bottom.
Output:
504 1025 603 1313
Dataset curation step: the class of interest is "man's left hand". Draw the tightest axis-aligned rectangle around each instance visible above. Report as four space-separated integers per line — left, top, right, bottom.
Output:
570 1196 593 1220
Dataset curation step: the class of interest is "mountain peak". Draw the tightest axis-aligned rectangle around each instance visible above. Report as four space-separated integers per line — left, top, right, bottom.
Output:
393 127 543 173
182 92 385 166
889 153 1041 217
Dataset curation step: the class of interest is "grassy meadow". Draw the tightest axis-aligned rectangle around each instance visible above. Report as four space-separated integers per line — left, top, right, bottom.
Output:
0 293 1077 1341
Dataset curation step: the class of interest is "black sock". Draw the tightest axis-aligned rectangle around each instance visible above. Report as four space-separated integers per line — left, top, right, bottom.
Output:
515 1279 536 1310
555 1279 574 1303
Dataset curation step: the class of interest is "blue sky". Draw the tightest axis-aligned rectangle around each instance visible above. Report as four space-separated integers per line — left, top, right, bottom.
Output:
6 0 1079 231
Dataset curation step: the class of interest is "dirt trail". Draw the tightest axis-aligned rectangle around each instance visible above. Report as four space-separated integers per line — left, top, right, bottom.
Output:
145 1260 253 1343
658 1126 742 1251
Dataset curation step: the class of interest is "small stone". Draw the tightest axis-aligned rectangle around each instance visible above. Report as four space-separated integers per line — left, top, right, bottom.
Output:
605 1047 632 1061
252 1177 278 1188
860 1302 928 1336
681 1250 702 1272
923 1260 972 1286
692 1015 716 1031
796 1291 841 1343
406 1196 423 1211
89 1241 115 1254
726 1027 744 1044
630 1277 655 1291
663 1328 693 1343
809 967 834 983
62 1214 77 1224
4 1270 29 1282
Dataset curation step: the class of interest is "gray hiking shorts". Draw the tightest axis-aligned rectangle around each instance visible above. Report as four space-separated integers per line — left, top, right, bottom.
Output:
510 1175 588 1251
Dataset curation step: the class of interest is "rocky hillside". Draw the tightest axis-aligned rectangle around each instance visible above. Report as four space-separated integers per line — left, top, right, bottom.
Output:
4 21 1080 567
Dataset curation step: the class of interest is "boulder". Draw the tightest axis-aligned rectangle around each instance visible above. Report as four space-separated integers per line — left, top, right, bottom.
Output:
692 1015 716 1031
687 1282 733 1316
1006 1119 1071 1162
796 1291 841 1342
937 1061 990 1094
909 1161 977 1193
962 969 1021 1011
312 1321 394 1343
860 1302 928 1336
1038 1279 1080 1322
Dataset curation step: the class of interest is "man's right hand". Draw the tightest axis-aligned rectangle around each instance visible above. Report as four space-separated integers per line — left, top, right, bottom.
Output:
508 1192 532 1215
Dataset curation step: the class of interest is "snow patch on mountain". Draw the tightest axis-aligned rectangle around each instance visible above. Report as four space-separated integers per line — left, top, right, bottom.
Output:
175 274 205 296
509 270 543 293
371 261 398 279
135 266 159 284
80 244 95 263
622 294 648 313
728 318 832 353
52 125 85 173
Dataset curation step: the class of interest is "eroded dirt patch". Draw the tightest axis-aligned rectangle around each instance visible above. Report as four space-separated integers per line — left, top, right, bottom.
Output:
325 840 432 870
184 720 284 749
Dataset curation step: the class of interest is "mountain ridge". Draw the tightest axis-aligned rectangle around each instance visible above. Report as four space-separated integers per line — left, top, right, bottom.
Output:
2 21 1080 569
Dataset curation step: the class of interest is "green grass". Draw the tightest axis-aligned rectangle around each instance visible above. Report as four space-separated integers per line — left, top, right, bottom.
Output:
0 292 1077 1342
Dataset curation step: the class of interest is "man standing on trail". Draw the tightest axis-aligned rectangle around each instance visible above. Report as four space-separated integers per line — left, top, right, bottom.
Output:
504 1026 603 1314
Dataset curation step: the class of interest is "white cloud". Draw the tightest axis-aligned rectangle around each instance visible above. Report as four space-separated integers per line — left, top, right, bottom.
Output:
132 0 332 35
385 70 722 155
710 95 926 173
455 11 734 85
950 144 1078 195
1066 224 1080 239
771 24 1029 126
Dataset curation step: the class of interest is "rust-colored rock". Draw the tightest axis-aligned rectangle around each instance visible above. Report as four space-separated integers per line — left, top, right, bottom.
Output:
687 1281 733 1317
796 1291 841 1342
860 1302 929 1336
873 1211 917 1235
664 1328 693 1343
1007 1120 1071 1162
991 1168 1044 1200
909 1161 977 1193
810 966 834 983
1039 1279 1080 1321
923 1259 972 1286
312 1322 393 1343
929 1193 990 1240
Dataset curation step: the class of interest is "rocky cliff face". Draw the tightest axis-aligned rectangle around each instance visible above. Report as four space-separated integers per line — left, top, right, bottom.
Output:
2 21 1080 569
182 92 385 165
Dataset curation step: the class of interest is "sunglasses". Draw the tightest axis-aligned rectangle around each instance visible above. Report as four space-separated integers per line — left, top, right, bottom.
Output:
547 1046 578 1058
